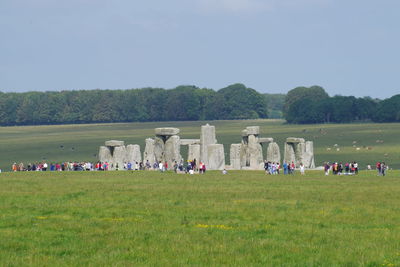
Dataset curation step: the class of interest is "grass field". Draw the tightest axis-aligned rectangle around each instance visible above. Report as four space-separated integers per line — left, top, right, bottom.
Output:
1 170 399 266
1 120 400 171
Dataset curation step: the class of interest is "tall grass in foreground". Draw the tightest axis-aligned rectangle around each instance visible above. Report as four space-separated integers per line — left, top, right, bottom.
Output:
1 170 399 266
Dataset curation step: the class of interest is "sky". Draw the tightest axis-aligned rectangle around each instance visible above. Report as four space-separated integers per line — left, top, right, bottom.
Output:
0 0 399 98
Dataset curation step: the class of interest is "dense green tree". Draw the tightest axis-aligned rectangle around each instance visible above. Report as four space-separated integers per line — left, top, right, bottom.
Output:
211 84 268 120
284 86 329 123
373 95 400 122
164 86 201 121
353 97 379 121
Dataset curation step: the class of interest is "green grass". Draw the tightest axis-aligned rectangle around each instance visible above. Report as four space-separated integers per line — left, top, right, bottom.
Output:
1 119 400 171
1 170 399 266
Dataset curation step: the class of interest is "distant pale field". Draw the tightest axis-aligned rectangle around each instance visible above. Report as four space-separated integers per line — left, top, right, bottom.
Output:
0 170 399 266
1 120 400 171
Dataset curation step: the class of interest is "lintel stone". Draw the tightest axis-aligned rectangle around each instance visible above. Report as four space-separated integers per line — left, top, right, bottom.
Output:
180 139 200 146
258 138 274 143
246 126 260 135
286 137 305 143
105 140 125 147
155 128 180 136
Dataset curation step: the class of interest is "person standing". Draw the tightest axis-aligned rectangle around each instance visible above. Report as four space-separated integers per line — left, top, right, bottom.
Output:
290 162 295 175
264 160 269 174
283 162 288 175
324 162 330 176
381 162 386 176
300 163 305 175
376 162 381 176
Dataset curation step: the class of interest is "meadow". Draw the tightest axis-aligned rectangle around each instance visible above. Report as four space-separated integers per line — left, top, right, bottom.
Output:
0 119 400 171
0 170 399 266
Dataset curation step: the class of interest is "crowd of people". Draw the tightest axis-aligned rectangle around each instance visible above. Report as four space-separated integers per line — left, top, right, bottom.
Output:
264 161 306 175
11 162 96 172
373 162 388 176
7 160 390 176
323 161 388 176
324 162 359 176
9 159 206 174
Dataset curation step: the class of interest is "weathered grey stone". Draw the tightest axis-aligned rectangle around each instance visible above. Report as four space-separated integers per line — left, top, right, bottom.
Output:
258 138 274 143
200 124 217 166
248 134 263 170
230 144 242 170
240 143 248 168
154 136 165 163
188 144 201 163
180 139 200 146
246 126 260 136
112 146 126 170
207 144 225 170
284 138 315 168
304 141 315 168
286 137 305 143
105 140 125 147
126 144 141 164
155 128 180 136
99 146 112 163
164 135 181 169
143 138 156 166
266 142 281 164
295 142 306 166
284 143 296 165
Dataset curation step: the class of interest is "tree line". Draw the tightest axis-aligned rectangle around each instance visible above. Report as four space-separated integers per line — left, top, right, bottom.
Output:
0 84 269 126
1 84 399 126
284 86 400 123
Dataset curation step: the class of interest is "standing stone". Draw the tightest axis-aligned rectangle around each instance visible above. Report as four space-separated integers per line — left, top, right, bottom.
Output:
284 143 296 165
200 124 217 166
99 146 112 163
230 144 242 170
248 135 263 170
143 138 156 166
112 146 127 170
207 144 225 170
126 144 142 164
154 136 165 163
295 142 306 167
304 141 315 168
164 135 181 169
240 144 248 168
266 142 281 164
188 144 201 163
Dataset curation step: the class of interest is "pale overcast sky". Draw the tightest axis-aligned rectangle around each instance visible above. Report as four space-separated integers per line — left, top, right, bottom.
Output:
1 0 399 98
